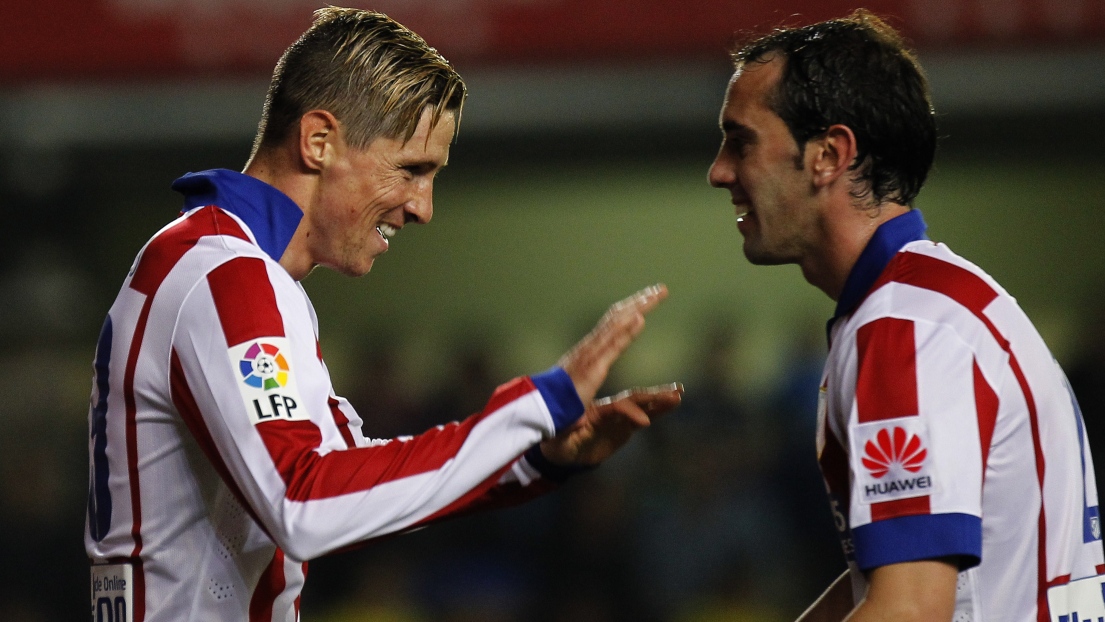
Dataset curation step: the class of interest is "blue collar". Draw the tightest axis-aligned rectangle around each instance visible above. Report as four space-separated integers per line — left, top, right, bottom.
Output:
171 169 303 262
833 209 928 320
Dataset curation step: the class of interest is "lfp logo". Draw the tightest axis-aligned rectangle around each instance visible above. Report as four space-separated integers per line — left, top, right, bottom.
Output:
238 342 290 391
862 426 926 479
228 337 308 426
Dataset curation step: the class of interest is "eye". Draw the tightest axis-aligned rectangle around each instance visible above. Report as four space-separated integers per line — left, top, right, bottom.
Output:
401 163 438 178
722 125 755 158
725 135 750 158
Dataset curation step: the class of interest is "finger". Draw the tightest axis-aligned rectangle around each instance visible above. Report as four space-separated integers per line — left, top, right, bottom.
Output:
610 283 668 316
604 285 667 338
593 396 651 428
594 384 682 420
594 383 683 405
587 285 669 360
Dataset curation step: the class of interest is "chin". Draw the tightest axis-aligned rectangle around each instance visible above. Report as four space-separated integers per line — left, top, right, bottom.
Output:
742 243 791 266
353 260 376 276
329 258 376 277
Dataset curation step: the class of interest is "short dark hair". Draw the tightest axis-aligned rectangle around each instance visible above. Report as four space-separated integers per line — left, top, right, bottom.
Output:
251 7 466 157
733 10 936 206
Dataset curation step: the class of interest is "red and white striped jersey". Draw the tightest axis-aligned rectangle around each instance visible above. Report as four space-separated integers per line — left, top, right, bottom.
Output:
85 169 585 622
818 210 1104 622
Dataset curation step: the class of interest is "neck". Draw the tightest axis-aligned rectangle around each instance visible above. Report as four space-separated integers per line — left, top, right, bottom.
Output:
243 148 318 281
800 201 910 301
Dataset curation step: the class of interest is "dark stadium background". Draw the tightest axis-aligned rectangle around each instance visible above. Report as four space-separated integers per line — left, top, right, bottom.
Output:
2 1 1104 620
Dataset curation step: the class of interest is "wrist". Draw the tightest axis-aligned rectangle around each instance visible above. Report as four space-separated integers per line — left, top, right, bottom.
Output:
524 444 594 484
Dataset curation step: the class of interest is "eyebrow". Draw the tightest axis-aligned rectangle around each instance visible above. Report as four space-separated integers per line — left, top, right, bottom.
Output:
721 120 756 143
403 155 448 168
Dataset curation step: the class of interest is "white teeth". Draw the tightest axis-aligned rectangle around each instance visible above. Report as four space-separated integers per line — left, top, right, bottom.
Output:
377 224 397 239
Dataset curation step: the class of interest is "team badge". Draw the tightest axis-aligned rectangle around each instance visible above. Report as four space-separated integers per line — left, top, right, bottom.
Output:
851 418 935 504
227 338 309 425
238 342 290 390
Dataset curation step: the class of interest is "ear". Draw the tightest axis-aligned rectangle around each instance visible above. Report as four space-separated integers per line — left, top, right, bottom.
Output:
808 124 858 190
298 110 341 172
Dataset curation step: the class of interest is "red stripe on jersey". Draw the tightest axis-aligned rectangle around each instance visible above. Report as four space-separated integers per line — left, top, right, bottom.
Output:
169 350 271 537
855 318 919 423
257 376 538 502
820 421 851 510
871 251 1000 318
130 206 249 296
871 495 931 522
122 298 151 565
132 558 146 622
818 403 854 559
973 360 999 477
415 461 517 526
249 548 286 622
1046 574 1072 588
881 250 1048 619
128 559 146 622
328 397 357 449
208 257 285 347
448 473 559 517
1008 355 1049 622
295 562 307 616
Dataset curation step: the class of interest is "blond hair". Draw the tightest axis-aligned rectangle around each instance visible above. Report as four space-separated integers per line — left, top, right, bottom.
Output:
251 7 466 156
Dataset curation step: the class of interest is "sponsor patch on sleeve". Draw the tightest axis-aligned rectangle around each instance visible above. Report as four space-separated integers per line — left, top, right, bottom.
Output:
228 338 309 425
851 417 936 504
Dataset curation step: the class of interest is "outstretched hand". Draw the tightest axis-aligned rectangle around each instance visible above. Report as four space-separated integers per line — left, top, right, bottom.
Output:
559 284 668 406
540 383 684 466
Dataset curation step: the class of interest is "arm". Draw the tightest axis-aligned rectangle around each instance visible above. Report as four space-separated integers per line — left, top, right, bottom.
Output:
796 570 853 622
796 559 957 622
172 261 667 559
845 558 958 622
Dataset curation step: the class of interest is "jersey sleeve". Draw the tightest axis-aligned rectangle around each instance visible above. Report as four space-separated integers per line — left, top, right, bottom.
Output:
168 255 585 561
842 316 986 571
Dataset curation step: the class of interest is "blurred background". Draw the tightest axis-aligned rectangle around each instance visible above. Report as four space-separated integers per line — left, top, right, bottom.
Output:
2 0 1105 620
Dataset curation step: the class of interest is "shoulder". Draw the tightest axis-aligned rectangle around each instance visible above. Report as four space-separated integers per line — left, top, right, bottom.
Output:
132 206 288 297
868 241 1009 318
131 207 305 347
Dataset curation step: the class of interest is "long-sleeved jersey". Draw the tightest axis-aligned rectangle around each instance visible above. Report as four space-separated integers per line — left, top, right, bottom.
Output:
86 169 585 622
818 209 1105 621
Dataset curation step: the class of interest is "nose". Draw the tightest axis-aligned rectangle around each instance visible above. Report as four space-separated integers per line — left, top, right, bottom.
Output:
708 149 734 189
404 179 434 224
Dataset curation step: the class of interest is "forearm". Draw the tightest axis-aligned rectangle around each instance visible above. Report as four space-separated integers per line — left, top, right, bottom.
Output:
842 559 958 622
797 570 854 622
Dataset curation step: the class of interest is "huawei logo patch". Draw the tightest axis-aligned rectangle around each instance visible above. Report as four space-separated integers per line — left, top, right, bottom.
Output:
861 426 926 479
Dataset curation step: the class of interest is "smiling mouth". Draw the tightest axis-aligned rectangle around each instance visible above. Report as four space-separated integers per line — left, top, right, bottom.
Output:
735 204 753 222
377 223 397 240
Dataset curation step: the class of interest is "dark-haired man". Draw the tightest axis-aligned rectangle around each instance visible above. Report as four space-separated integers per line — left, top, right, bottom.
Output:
85 8 680 620
709 10 1103 621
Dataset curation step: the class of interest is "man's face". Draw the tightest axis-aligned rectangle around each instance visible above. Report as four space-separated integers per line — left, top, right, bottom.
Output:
309 108 454 276
708 56 820 265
